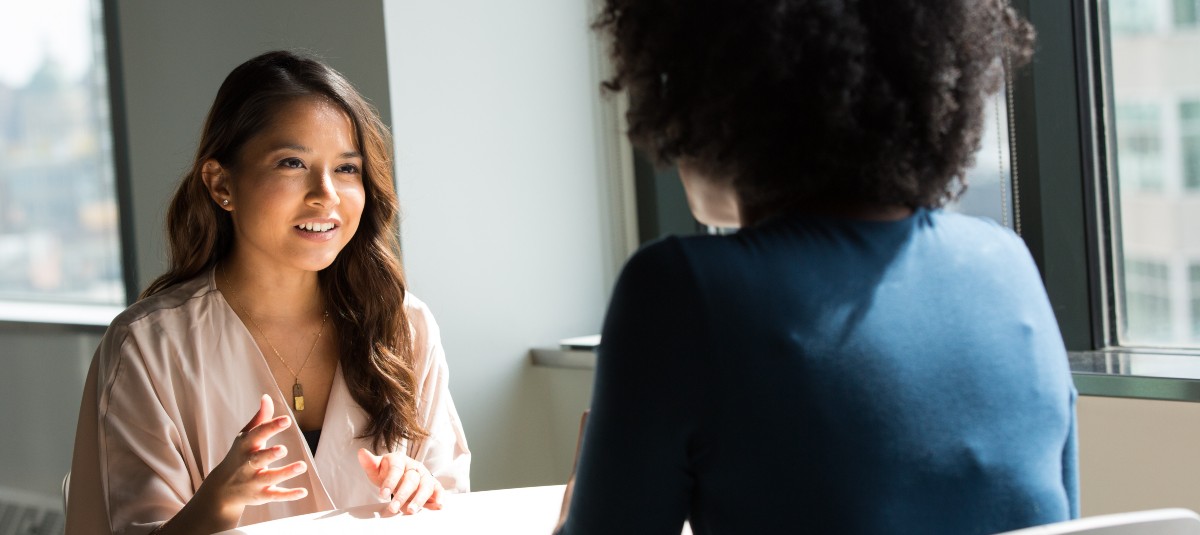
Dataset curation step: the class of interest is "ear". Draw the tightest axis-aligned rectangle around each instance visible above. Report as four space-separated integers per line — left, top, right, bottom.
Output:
200 159 234 211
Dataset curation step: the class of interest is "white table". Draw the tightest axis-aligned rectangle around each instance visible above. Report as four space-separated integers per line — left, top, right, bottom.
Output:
217 485 566 534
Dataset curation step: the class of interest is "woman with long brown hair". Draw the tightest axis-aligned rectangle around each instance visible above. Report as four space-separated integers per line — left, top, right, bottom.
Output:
66 51 469 534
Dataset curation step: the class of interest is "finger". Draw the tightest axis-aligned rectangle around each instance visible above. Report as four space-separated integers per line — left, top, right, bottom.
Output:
356 449 383 486
424 481 445 510
255 461 308 487
260 485 309 503
246 445 288 472
241 394 274 433
389 467 423 514
403 475 437 514
244 415 291 449
379 457 406 501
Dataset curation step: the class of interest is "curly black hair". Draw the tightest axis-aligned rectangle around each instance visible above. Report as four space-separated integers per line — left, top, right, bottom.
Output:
595 0 1035 224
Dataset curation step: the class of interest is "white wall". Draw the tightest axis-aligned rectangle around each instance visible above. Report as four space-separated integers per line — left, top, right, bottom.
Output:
383 0 625 490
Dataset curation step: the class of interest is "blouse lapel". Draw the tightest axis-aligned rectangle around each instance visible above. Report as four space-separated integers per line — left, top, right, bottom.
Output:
313 364 382 508
209 272 337 516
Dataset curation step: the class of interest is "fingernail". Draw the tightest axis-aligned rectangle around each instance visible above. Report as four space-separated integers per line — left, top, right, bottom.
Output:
389 501 401 514
380 488 389 499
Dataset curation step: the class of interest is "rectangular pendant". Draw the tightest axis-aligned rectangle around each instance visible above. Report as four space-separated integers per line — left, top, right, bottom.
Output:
293 383 305 411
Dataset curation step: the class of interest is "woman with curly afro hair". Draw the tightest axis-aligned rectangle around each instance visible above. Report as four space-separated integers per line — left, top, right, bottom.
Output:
556 0 1077 533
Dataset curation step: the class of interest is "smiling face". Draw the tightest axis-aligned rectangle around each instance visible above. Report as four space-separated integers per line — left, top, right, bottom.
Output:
203 96 366 276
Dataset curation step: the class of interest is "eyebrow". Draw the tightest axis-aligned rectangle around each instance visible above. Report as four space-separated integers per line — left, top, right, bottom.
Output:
268 143 362 159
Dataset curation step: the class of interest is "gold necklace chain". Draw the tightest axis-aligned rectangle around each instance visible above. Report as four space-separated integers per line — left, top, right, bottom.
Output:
221 267 328 411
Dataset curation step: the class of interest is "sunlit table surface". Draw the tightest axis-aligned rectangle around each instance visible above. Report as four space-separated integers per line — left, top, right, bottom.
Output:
215 484 693 534
216 485 566 535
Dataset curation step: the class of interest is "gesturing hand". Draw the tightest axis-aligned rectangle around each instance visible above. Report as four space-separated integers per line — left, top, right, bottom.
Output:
151 395 308 534
204 395 309 521
357 449 444 515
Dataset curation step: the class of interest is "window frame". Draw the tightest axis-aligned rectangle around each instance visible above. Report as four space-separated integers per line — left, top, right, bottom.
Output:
1012 0 1200 400
105 0 139 308
0 0 138 330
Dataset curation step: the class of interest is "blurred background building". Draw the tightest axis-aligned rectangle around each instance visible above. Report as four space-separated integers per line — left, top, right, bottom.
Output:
1109 0 1200 347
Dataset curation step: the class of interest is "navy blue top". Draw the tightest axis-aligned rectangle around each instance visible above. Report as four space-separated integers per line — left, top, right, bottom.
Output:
302 428 321 456
559 209 1078 535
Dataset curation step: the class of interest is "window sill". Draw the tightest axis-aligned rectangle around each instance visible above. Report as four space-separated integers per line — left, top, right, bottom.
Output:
531 346 1200 403
530 335 599 370
529 348 596 370
1071 350 1200 402
0 300 122 332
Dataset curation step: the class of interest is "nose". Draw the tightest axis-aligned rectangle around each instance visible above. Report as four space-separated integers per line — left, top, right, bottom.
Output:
307 167 340 208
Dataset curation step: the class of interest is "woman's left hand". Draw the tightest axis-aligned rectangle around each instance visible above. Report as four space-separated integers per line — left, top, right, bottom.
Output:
356 448 445 515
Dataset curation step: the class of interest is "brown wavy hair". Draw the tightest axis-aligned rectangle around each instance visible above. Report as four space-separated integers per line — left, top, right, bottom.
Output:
143 50 426 450
595 0 1036 224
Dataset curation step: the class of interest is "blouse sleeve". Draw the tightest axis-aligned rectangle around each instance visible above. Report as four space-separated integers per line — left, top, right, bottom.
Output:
67 324 194 535
405 299 471 493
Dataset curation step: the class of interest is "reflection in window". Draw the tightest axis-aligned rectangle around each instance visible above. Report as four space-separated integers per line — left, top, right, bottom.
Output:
1114 103 1164 193
0 0 123 307
1107 0 1200 347
1181 101 1200 190
1191 264 1200 338
1176 0 1200 28
1124 259 1172 343
1111 0 1161 34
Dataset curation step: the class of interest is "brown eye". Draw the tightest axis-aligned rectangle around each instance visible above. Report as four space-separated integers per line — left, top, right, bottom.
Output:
279 157 305 169
336 163 360 174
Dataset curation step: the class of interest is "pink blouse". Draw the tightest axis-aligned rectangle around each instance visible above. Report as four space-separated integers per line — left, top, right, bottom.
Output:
65 270 470 534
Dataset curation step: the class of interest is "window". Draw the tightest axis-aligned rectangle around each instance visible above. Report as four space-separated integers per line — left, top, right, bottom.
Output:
1191 263 1200 339
1122 259 1172 343
0 0 124 314
1110 0 1161 34
1104 0 1200 349
1180 100 1200 190
948 91 1015 228
1175 0 1200 28
1113 103 1164 193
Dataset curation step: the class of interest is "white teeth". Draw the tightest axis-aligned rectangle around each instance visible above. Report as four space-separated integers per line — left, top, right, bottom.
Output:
297 222 335 232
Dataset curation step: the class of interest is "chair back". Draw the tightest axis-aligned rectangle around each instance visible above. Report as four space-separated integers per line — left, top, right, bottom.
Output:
61 471 70 513
994 509 1200 535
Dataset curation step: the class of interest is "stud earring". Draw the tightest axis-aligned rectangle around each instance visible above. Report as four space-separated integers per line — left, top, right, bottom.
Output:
222 199 230 206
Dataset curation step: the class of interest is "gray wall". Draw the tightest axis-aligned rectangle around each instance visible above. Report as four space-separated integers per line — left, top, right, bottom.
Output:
0 327 98 497
114 0 392 292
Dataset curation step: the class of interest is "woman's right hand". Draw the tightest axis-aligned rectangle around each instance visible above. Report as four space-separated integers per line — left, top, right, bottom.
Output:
155 394 308 534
